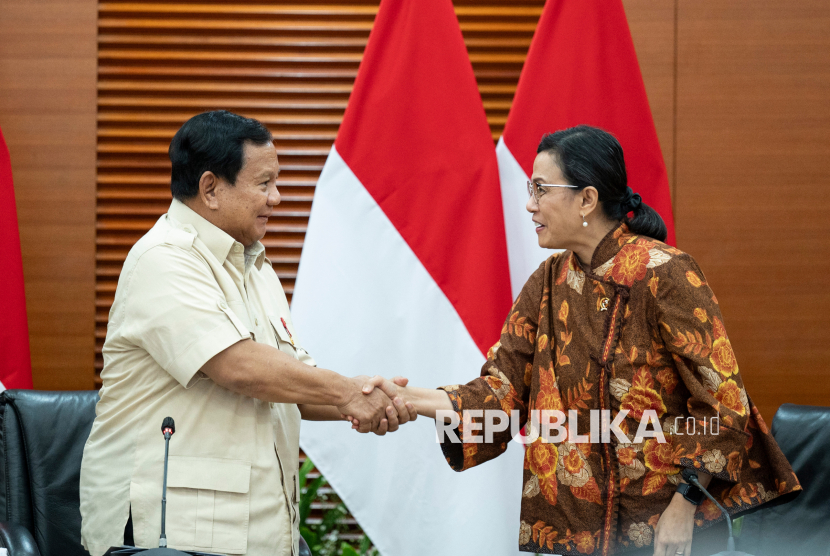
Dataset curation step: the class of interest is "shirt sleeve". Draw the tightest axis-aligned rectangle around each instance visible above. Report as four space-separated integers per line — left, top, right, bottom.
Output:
438 261 548 472
655 253 750 482
295 343 317 367
120 244 252 388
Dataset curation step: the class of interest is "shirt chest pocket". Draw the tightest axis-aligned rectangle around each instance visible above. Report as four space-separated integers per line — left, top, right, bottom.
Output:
166 456 251 554
269 314 297 353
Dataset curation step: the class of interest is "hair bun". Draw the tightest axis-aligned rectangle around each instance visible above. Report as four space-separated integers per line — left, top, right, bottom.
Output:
621 187 642 213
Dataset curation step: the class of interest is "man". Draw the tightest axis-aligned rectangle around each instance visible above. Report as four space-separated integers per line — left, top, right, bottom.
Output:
80 110 414 556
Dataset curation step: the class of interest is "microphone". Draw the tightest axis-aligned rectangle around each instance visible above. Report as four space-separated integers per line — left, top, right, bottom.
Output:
684 470 755 556
159 417 175 548
162 417 175 436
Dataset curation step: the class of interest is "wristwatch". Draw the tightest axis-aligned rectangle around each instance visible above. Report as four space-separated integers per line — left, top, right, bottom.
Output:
676 468 705 505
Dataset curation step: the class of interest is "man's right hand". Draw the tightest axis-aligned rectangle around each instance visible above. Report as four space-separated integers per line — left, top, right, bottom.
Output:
343 375 418 434
336 376 395 433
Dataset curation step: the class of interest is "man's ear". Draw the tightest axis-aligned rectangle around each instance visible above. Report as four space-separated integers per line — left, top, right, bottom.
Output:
580 186 600 216
198 171 220 210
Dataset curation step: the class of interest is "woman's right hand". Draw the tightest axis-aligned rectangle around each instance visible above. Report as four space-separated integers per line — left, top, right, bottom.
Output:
344 375 418 433
361 377 454 421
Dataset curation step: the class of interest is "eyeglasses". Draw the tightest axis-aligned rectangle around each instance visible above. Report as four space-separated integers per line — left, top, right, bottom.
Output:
526 180 578 205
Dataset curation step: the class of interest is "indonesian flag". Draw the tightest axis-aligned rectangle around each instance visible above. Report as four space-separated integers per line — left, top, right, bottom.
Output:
291 0 523 554
498 0 676 296
0 126 33 391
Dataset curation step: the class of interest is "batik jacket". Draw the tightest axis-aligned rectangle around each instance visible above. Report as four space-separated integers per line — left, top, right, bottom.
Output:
438 223 800 555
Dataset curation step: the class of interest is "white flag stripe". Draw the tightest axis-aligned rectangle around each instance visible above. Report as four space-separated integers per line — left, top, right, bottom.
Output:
293 147 524 556
497 137 554 298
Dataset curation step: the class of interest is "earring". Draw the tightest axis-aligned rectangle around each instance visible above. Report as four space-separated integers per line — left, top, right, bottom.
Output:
582 214 588 227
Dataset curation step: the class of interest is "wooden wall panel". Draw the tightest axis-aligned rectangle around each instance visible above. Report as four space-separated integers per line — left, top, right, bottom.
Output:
623 0 676 197
0 0 97 390
675 0 830 419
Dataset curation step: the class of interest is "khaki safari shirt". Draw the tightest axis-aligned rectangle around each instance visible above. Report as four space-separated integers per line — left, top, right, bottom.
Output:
80 199 315 556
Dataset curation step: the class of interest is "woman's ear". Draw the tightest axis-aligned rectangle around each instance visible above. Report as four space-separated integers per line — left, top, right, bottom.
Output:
580 186 600 216
198 171 220 210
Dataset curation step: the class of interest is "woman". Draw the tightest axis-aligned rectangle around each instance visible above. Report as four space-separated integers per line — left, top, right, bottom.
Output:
357 126 800 555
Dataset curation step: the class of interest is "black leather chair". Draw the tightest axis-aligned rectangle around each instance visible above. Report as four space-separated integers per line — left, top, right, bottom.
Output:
737 403 830 556
0 390 311 556
0 390 98 556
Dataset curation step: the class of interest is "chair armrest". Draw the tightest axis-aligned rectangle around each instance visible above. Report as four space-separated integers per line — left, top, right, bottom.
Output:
0 522 40 556
299 535 311 556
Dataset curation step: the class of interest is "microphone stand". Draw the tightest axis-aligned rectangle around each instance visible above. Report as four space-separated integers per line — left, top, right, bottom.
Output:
686 472 755 556
160 424 172 548
688 474 735 552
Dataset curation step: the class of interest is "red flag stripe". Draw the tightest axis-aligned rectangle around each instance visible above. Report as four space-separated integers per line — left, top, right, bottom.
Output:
335 0 512 354
502 0 676 245
0 127 33 389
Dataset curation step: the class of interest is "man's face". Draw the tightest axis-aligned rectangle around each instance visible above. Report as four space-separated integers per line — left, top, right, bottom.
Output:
212 141 280 247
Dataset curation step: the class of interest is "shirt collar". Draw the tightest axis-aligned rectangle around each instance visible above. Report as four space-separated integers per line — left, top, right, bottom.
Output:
167 199 265 270
244 242 266 271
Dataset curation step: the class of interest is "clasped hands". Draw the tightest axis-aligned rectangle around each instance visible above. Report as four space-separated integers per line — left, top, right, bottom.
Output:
336 375 414 435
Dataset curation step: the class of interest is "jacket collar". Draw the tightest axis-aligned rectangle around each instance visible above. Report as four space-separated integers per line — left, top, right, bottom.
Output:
589 221 631 272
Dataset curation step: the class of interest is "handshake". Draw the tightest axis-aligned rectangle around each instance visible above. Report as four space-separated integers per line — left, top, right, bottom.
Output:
336 375 417 435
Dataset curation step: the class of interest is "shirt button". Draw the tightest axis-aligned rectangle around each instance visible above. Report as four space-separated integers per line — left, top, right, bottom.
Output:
255 318 259 326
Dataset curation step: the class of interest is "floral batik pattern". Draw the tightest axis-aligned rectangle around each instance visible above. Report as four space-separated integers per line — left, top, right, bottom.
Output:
439 224 800 555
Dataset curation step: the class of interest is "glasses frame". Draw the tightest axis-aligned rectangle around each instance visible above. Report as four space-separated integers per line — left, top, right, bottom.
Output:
526 180 578 205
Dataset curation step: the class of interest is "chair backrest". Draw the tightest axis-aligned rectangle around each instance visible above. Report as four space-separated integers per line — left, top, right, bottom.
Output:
0 390 99 556
738 403 830 556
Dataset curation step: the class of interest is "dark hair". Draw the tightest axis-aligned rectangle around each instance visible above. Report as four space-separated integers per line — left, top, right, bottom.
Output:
168 110 273 201
537 125 667 242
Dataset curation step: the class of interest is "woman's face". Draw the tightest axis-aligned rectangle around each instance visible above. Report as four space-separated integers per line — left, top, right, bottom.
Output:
526 151 585 250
